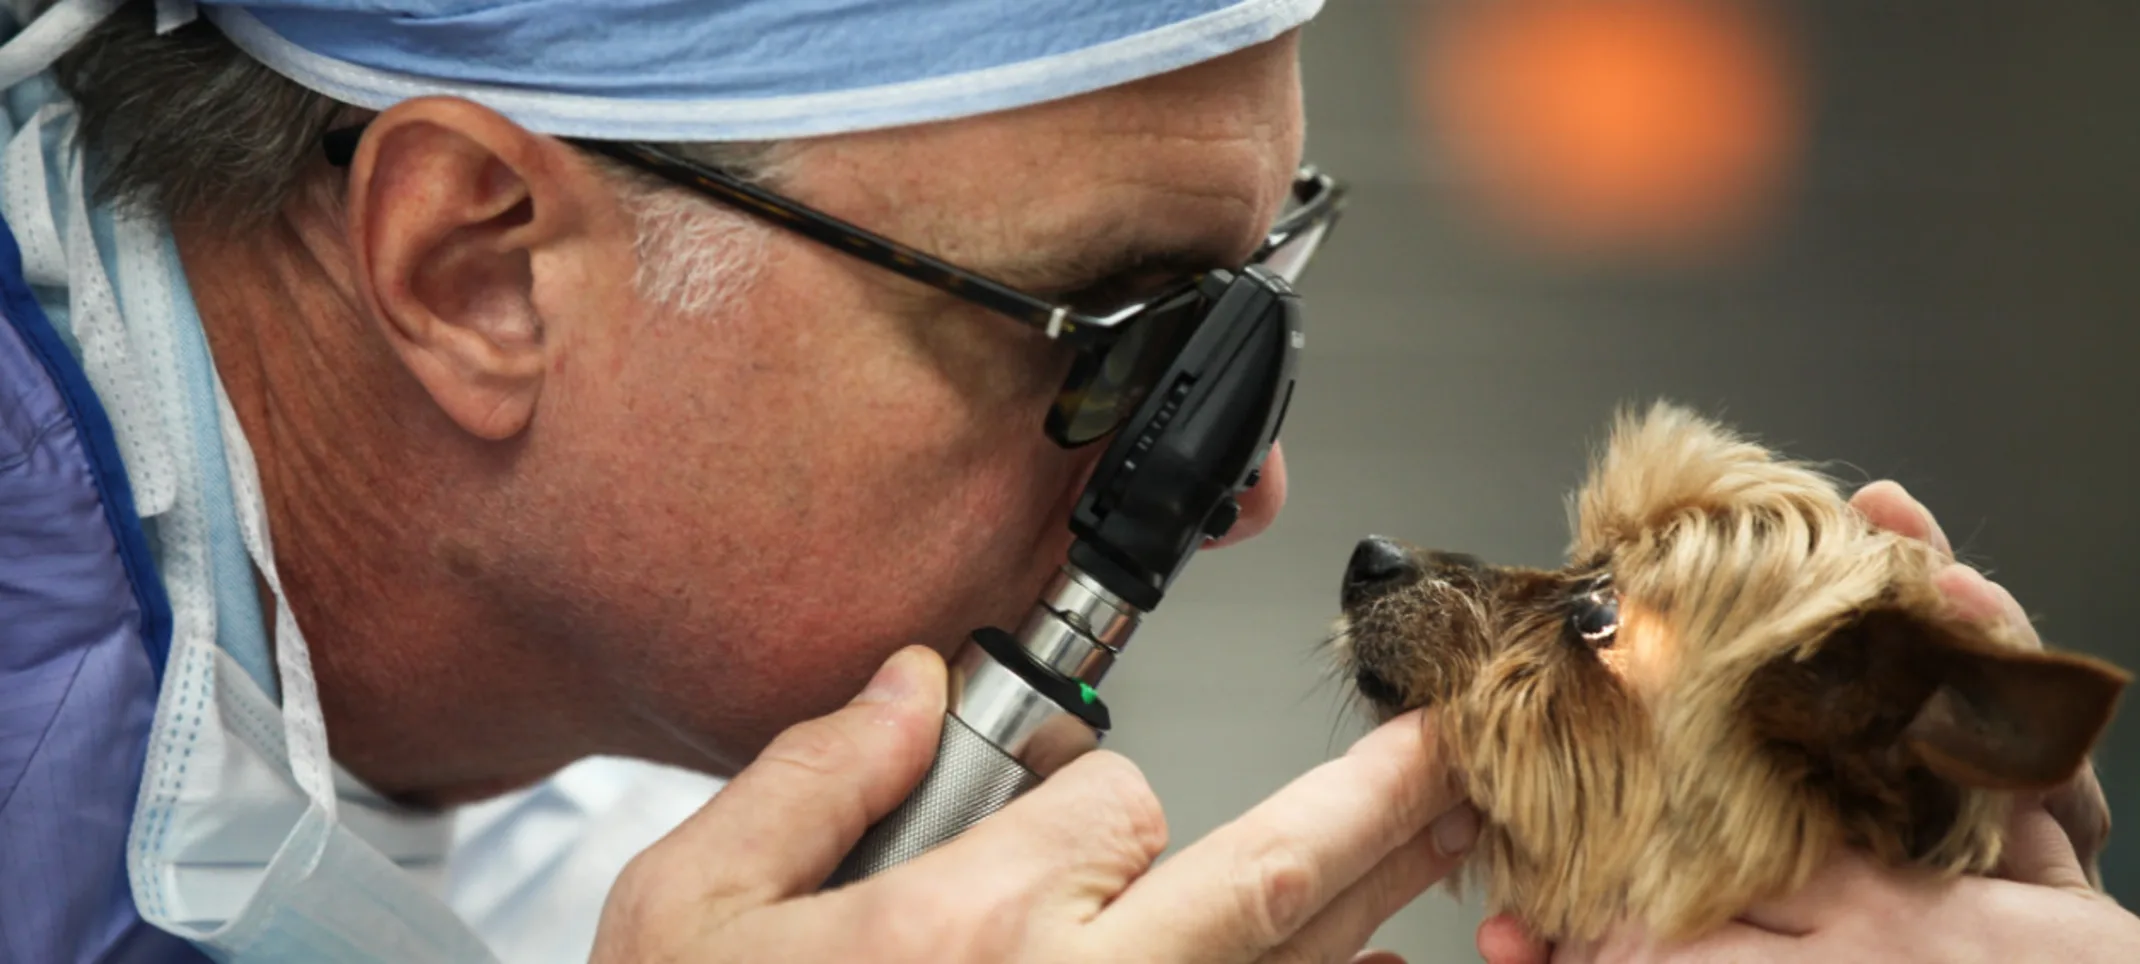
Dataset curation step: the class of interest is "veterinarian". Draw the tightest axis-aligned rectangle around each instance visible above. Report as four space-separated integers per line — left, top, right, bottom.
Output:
1 3 2133 964
0 1 1481 961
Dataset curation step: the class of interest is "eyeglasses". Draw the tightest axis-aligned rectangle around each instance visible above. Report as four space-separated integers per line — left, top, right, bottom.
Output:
323 127 1347 447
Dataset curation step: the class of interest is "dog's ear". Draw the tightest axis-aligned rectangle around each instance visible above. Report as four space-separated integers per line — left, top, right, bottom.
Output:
1747 608 2130 791
1898 620 2130 790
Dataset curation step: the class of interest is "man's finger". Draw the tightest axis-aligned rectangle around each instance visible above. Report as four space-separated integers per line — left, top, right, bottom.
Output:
1586 919 1802 963
1093 709 1465 964
1996 795 2096 893
2045 764 2112 882
1852 480 1952 556
660 645 948 907
1731 847 1894 936
1932 564 2040 647
875 747 1171 916
1475 915 1552 964
1255 807 1478 964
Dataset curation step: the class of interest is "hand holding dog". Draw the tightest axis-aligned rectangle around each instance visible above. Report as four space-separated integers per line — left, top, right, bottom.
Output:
1475 481 2140 964
1480 803 2140 964
590 644 1483 964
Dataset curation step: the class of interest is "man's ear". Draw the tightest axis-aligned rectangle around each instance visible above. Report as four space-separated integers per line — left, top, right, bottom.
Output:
343 96 593 441
1749 607 2130 792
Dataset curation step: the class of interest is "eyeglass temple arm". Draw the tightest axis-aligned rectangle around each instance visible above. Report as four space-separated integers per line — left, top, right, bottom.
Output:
325 123 1080 335
571 139 1090 333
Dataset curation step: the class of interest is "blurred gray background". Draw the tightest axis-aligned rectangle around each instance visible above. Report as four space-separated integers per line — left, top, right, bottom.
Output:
1105 1 2139 959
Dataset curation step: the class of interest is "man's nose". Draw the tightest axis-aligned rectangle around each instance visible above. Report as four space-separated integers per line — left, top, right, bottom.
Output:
1207 442 1287 550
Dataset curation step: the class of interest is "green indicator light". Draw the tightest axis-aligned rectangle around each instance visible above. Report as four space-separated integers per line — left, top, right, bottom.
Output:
1079 682 1098 705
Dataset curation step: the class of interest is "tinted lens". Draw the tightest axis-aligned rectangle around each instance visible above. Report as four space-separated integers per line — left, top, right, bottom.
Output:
1048 286 1207 446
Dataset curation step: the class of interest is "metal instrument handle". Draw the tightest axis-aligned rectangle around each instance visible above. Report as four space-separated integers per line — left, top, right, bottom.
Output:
822 712 1041 885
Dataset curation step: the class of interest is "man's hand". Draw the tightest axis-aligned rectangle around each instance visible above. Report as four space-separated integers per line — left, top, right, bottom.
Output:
1475 480 2138 964
591 644 1482 964
1480 799 2140 964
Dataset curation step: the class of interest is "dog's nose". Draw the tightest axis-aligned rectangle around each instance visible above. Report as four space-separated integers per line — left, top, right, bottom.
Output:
1345 536 1420 601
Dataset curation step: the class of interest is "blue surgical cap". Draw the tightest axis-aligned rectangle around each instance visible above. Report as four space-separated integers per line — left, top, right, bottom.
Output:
0 0 1322 141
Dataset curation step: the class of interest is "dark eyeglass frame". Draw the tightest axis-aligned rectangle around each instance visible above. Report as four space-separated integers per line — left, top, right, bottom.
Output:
321 125 1345 443
571 140 1346 348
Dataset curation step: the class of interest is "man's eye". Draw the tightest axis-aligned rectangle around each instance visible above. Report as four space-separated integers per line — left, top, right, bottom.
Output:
1570 583 1620 647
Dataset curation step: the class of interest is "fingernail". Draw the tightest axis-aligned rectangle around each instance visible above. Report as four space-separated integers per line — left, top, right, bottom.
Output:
857 648 919 705
1432 804 1481 857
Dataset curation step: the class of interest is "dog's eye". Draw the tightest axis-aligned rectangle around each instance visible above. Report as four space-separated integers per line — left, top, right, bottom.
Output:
1570 584 1620 647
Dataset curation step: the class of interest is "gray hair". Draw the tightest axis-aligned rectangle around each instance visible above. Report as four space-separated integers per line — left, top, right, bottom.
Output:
46 1 784 315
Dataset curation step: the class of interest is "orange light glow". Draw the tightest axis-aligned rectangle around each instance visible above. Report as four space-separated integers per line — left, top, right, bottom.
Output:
1413 0 1805 260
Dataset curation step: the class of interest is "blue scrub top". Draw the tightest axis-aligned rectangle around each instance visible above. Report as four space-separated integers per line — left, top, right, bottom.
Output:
0 201 209 963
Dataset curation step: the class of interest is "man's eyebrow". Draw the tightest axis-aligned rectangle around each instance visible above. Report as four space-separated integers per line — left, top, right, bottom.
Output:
979 238 1237 305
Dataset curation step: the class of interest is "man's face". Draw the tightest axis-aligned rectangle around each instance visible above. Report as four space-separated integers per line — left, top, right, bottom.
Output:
507 35 1307 769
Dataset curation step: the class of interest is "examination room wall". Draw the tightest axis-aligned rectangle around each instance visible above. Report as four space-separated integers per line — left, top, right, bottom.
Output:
1103 2 2140 960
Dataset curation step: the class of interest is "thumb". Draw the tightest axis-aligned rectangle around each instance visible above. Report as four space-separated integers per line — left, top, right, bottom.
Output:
654 645 948 908
2045 764 2112 881
1476 914 1553 964
1997 794 2096 893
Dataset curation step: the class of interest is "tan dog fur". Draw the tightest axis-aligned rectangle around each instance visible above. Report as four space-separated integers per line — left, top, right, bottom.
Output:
1334 402 2129 944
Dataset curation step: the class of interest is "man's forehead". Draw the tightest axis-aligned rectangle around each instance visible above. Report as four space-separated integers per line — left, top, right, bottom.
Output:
781 38 1305 294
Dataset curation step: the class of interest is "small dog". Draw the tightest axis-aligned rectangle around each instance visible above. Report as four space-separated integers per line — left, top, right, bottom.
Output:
1333 402 2129 944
